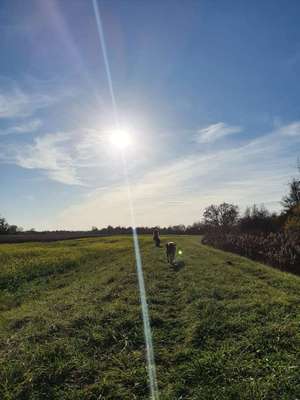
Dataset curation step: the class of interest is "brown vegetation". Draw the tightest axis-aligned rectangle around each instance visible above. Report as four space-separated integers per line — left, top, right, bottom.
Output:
202 231 300 275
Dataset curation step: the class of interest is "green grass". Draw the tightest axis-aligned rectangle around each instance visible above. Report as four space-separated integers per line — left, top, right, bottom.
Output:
0 235 299 399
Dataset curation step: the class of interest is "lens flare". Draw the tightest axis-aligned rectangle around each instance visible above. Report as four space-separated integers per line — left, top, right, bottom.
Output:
109 129 132 150
92 2 159 398
178 250 183 255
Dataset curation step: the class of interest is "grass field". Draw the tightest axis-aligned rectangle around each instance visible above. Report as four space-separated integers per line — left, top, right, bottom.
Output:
0 235 299 399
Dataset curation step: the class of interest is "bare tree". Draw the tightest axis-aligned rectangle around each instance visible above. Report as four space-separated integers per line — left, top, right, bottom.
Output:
203 203 239 230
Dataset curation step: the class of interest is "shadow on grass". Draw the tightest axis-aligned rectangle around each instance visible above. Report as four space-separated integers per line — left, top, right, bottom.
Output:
171 260 185 271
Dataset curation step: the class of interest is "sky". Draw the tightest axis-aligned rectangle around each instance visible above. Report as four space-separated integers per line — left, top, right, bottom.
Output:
0 0 300 230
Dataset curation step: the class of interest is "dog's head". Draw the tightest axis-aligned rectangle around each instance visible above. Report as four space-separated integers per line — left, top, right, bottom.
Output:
166 241 176 252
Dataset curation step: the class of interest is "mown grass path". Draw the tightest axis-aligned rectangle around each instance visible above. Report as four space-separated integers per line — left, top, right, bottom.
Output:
0 236 299 399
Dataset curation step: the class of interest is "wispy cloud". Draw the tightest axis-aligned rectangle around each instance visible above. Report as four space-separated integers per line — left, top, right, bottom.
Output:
14 132 82 186
0 87 57 119
0 119 42 135
196 122 242 143
0 128 113 186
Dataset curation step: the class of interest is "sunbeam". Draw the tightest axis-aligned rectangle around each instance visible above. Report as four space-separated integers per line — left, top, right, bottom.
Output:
92 0 118 127
92 1 160 398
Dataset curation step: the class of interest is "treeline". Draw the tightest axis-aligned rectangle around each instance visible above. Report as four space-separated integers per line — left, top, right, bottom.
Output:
201 166 300 275
90 223 205 235
0 217 206 243
0 219 205 237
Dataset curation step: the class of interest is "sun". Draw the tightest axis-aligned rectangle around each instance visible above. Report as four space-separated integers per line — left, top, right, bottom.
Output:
109 129 132 150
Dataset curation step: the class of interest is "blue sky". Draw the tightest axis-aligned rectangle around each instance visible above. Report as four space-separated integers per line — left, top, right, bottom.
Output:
0 0 299 230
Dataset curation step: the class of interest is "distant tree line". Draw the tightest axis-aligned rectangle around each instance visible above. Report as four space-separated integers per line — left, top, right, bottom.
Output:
0 220 205 237
202 202 288 234
90 222 205 235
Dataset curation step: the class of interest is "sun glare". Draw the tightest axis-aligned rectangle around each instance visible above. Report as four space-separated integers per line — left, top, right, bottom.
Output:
109 129 132 150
